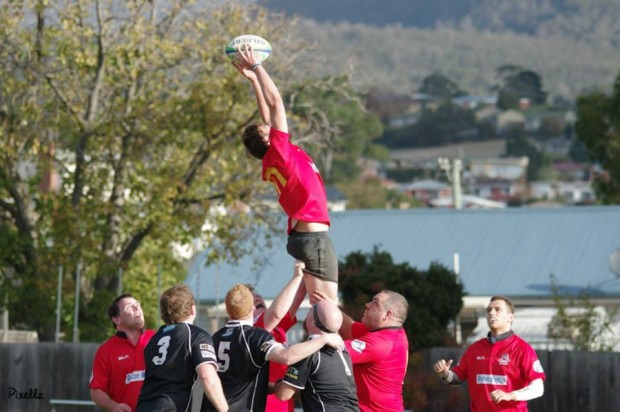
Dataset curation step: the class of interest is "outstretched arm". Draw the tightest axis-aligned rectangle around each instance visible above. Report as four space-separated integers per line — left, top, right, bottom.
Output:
235 44 288 133
232 59 270 124
262 261 305 332
268 333 344 365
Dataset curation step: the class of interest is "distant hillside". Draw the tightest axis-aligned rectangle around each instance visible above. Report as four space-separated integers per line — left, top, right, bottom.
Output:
258 0 620 101
260 0 620 46
286 21 619 101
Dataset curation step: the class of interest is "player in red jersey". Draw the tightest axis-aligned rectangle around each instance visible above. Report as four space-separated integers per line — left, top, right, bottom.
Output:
338 290 410 412
434 295 546 412
247 260 307 412
90 294 155 412
232 43 338 304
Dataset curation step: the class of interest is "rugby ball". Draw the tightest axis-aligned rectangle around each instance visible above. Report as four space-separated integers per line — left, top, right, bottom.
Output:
225 34 272 62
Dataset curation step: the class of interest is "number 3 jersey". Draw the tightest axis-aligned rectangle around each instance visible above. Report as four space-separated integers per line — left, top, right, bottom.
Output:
137 322 218 411
202 319 280 412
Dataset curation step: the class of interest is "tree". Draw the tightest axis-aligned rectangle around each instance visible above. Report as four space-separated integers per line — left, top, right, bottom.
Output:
338 247 464 350
504 126 552 181
574 71 620 204
419 73 467 101
0 1 300 341
494 65 548 110
547 275 617 351
285 75 384 183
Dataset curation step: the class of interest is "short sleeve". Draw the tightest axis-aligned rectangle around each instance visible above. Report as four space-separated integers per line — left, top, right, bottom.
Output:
282 354 315 390
191 330 217 368
345 332 386 365
89 344 111 390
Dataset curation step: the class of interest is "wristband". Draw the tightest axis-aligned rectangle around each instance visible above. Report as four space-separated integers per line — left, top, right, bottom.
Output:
251 62 262 71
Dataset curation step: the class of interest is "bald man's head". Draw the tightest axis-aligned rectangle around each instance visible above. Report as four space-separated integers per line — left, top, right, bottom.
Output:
309 300 342 334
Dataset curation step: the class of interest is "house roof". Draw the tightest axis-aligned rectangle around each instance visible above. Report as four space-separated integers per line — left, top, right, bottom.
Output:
185 206 620 303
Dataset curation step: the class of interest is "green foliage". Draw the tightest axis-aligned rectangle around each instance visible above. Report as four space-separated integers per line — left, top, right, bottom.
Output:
547 274 618 351
504 127 552 181
285 75 384 183
338 248 464 350
0 1 301 342
419 73 467 101
575 71 620 203
337 178 417 210
494 65 548 110
380 102 492 149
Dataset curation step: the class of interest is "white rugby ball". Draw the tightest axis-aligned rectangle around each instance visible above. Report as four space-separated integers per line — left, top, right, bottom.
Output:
225 34 272 62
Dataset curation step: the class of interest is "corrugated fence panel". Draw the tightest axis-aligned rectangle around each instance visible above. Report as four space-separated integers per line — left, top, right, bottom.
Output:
1 344 619 411
1 343 99 412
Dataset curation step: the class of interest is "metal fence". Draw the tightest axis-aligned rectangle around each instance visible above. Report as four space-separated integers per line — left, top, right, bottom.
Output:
1 343 619 412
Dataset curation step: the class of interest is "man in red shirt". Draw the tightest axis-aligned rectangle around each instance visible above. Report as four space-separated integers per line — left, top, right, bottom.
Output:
434 295 546 411
340 290 409 412
247 260 307 412
90 294 155 412
232 43 338 304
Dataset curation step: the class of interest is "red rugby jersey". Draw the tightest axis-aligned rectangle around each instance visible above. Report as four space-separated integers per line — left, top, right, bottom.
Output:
345 322 409 412
262 128 330 234
451 333 546 412
90 329 155 411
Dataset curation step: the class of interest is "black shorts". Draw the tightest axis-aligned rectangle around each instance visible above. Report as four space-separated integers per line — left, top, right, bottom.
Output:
286 231 338 282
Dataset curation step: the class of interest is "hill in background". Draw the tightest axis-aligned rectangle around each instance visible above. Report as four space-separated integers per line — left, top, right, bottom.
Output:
259 0 620 100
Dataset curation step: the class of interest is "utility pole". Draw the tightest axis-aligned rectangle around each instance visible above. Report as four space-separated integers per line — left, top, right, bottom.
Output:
438 157 463 209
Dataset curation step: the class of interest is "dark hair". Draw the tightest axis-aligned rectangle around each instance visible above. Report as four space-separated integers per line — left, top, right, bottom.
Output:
108 293 134 329
160 284 195 324
490 295 515 314
242 123 268 159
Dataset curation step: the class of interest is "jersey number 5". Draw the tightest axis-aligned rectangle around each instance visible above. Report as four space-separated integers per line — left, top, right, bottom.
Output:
217 342 231 372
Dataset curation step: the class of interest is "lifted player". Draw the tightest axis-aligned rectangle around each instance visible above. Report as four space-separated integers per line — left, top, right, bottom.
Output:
232 43 338 304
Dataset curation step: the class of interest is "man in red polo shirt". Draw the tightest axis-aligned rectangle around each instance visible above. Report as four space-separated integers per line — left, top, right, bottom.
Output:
90 294 155 412
434 295 545 411
340 290 410 412
232 43 338 305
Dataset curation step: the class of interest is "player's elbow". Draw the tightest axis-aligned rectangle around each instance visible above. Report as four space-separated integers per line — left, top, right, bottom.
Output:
274 384 295 401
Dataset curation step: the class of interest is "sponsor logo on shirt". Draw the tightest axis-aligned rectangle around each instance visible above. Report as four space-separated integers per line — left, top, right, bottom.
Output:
350 339 366 353
200 343 214 352
163 324 176 333
125 370 145 384
533 359 544 373
476 356 485 360
260 339 276 352
498 354 510 365
117 354 129 361
222 328 233 337
285 367 299 380
476 374 507 385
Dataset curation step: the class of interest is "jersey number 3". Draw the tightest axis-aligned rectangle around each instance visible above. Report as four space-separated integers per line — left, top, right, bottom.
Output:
152 336 171 366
